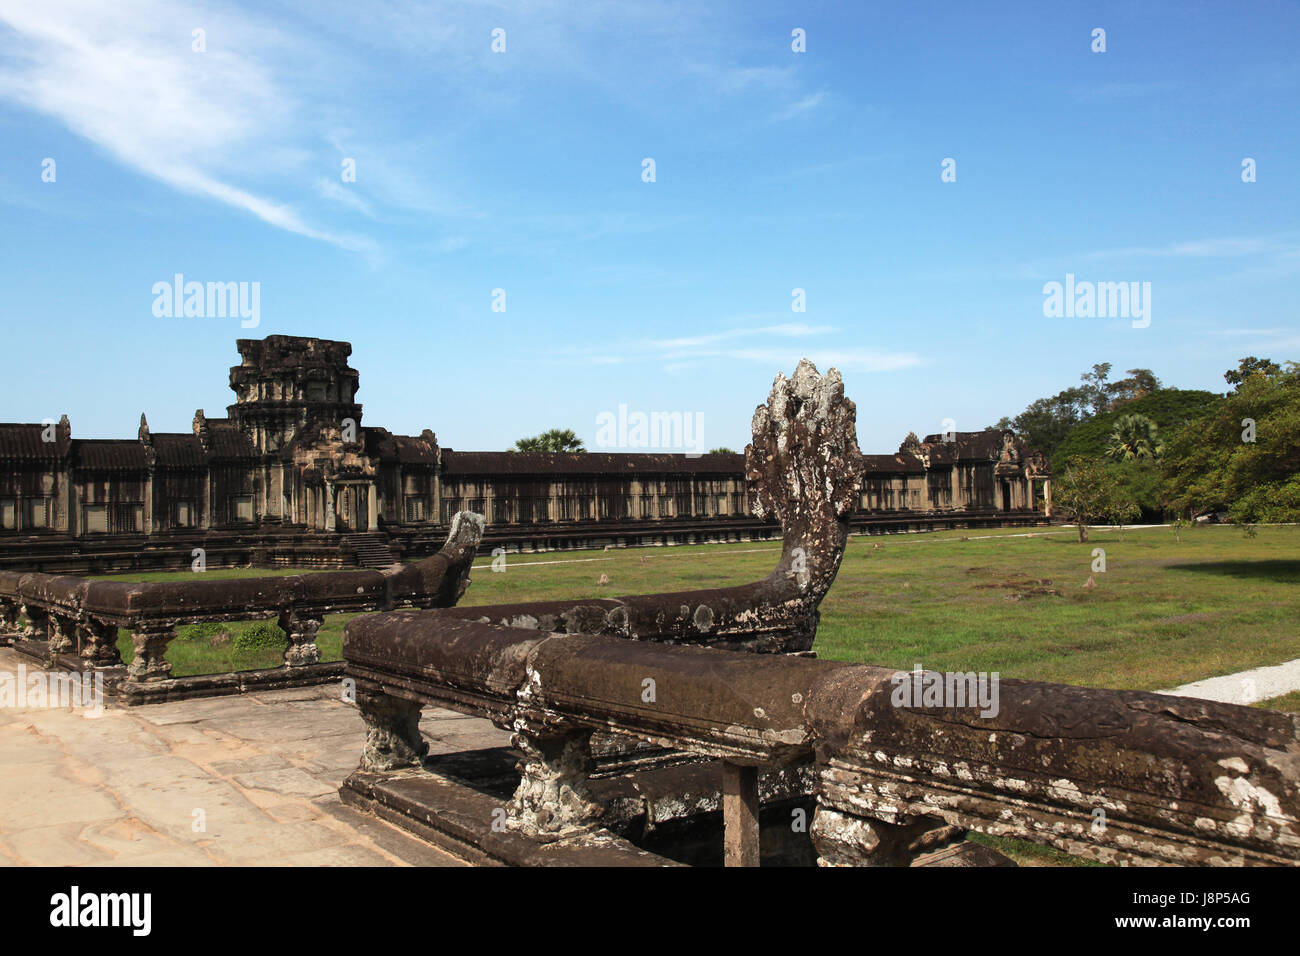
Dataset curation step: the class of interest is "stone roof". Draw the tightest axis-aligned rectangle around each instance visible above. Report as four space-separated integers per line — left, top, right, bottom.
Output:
925 444 955 466
204 424 257 459
234 335 353 369
151 433 207 467
73 440 148 471
920 430 1006 460
861 453 925 473
0 423 70 461
391 434 440 465
351 427 439 465
441 450 745 477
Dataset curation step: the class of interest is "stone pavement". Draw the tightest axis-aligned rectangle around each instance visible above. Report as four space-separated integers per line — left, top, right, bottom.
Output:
0 648 512 866
1158 656 1300 705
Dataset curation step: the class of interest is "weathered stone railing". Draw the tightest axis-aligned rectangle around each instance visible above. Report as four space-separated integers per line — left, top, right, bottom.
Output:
0 513 484 703
339 361 1300 866
343 616 1300 866
429 360 863 654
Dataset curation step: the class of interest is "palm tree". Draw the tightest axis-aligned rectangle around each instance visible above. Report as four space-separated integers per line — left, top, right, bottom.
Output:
1106 414 1163 461
513 428 585 452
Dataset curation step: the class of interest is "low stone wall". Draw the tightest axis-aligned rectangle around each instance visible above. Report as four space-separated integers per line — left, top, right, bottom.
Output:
0 513 485 704
342 616 1300 866
0 510 1048 574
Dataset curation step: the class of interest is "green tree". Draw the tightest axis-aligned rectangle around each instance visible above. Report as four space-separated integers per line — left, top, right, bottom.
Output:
708 447 738 455
1109 458 1163 523
1162 361 1300 524
1051 388 1221 470
513 428 586 452
1106 413 1164 461
1006 387 1091 460
1079 363 1113 415
1224 356 1281 392
1106 368 1161 408
1053 455 1140 542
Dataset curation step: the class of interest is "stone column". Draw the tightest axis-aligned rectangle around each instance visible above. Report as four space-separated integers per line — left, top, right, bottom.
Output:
367 482 378 532
58 465 72 533
723 762 761 867
200 470 210 530
356 688 428 771
1044 478 1052 518
811 807 919 866
144 469 155 534
324 480 336 532
0 599 21 644
506 727 601 840
126 622 175 682
810 805 961 867
278 610 322 667
20 604 50 642
78 619 122 667
49 613 78 657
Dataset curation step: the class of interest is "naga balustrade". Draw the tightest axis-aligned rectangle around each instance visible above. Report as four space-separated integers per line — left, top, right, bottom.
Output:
0 513 484 703
343 616 1300 866
340 361 1300 867
387 359 863 654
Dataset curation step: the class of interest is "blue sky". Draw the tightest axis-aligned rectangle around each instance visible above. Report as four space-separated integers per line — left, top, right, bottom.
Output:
1 0 1297 454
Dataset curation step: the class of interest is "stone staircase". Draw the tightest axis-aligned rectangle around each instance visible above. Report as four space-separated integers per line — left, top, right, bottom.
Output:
345 532 397 569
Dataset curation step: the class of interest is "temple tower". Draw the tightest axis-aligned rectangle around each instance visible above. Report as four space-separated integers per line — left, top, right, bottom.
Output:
227 336 362 454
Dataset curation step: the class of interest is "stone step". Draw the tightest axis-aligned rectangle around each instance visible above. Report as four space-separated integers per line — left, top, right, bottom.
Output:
344 533 396 568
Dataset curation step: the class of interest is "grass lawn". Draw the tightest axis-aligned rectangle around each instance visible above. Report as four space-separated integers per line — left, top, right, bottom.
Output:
461 524 1300 693
76 566 357 675
65 523 1300 866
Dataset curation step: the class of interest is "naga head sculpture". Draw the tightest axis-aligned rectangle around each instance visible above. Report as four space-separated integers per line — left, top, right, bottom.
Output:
745 359 862 598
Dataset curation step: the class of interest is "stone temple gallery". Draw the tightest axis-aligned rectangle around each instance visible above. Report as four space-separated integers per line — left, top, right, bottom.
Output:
0 335 1052 573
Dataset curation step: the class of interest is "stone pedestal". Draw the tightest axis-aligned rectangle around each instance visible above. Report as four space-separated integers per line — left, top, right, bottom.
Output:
357 690 428 772
0 599 21 644
78 619 123 667
279 611 322 667
127 623 175 682
21 604 50 641
49 614 78 656
506 728 601 840
810 806 959 867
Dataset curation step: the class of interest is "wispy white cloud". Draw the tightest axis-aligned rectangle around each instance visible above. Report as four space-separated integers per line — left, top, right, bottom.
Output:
773 90 827 121
1073 80 1180 102
0 0 374 252
1083 235 1300 260
672 347 921 374
0 0 826 260
687 62 799 97
648 322 834 350
547 321 921 374
316 177 376 219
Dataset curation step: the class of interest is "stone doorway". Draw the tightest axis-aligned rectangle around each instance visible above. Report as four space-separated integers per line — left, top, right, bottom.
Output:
335 485 369 532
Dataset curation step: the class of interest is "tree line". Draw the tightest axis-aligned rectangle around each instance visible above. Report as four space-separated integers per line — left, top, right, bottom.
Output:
989 357 1299 539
